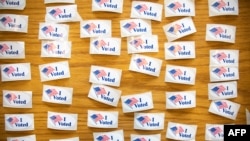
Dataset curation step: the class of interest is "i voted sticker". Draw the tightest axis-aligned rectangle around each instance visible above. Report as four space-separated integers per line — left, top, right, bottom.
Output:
165 41 195 60
92 0 123 13
87 110 118 128
0 14 28 33
3 90 32 108
0 0 26 10
164 0 195 17
7 134 36 141
208 81 237 100
134 112 165 130
166 91 196 109
206 24 236 43
0 41 25 59
210 49 239 66
131 134 161 141
1 63 31 82
209 66 239 82
205 124 224 141
93 130 124 141
39 22 69 41
208 0 239 16
5 113 34 131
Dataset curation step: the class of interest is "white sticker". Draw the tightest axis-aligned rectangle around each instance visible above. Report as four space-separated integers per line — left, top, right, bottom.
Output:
134 112 165 130
7 134 36 141
205 124 224 141
41 40 72 58
209 66 239 82
210 49 239 66
45 0 75 4
38 22 69 41
90 37 121 56
206 24 236 43
3 90 32 108
164 0 195 17
208 0 239 17
120 19 152 37
0 41 25 59
129 54 162 77
131 1 163 21
93 130 124 141
246 109 250 125
0 0 26 10
166 91 196 109
165 65 196 85
1 62 31 82
165 41 195 60
89 65 122 87
0 14 28 33
47 111 78 130
166 121 197 141
208 81 237 100
42 85 73 105
131 134 161 141
92 0 123 13
88 83 121 107
5 113 34 131
121 91 154 113
208 99 240 120
45 5 81 23
87 110 118 128
39 61 70 82
127 34 158 54
80 20 112 38
50 137 79 141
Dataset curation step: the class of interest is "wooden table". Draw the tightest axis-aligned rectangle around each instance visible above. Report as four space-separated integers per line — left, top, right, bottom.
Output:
0 0 250 140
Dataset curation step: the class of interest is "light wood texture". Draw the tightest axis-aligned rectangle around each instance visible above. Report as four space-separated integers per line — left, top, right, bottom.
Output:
0 0 250 140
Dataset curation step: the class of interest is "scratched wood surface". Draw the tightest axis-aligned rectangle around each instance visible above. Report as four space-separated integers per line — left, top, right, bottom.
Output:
0 0 250 140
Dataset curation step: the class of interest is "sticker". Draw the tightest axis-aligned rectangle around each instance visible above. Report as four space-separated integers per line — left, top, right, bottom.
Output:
205 124 224 141
120 18 152 37
80 20 112 38
129 54 163 77
164 0 195 17
206 24 236 43
89 65 122 87
7 134 36 141
208 81 237 100
93 130 124 141
42 85 73 105
134 113 165 130
92 0 123 13
127 34 158 54
121 91 154 113
41 40 72 58
3 90 32 108
208 99 240 120
5 113 34 131
165 64 196 85
45 0 75 4
88 83 121 107
1 62 31 82
0 41 25 59
131 1 163 21
163 17 196 42
0 14 28 33
208 0 239 16
87 110 118 128
166 91 196 109
210 49 239 66
49 137 79 141
209 66 239 82
47 111 78 130
90 37 121 56
165 41 195 60
131 134 160 141
0 0 26 10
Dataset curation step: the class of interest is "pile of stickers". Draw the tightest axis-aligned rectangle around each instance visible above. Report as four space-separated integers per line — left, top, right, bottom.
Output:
0 0 248 141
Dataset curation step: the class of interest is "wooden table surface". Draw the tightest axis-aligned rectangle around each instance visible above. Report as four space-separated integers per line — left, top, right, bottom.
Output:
0 0 250 140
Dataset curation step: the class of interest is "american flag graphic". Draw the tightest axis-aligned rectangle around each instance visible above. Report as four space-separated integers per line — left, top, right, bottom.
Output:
124 97 138 108
94 87 107 95
212 0 226 10
123 22 137 32
169 68 183 79
211 85 226 95
134 138 147 141
49 8 63 18
42 66 55 76
95 0 109 6
215 101 228 110
7 117 19 126
0 16 12 26
91 114 104 123
213 67 227 77
168 2 182 12
130 38 144 49
93 69 107 79
5 93 17 103
210 27 224 37
170 126 185 135
210 126 223 137
3 66 16 76
168 44 182 55
137 116 151 126
44 43 56 52
135 58 148 69
134 4 149 13
50 115 63 125
213 52 227 62
94 40 108 49
96 135 110 141
0 43 10 54
42 25 54 35
168 24 182 35
83 23 97 33
46 88 58 98
169 94 183 105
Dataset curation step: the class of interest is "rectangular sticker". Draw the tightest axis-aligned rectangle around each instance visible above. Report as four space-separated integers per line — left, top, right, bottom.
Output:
0 14 28 33
41 40 72 58
165 41 195 60
87 110 118 128
92 0 123 13
205 124 224 141
166 91 196 109
164 0 195 17
0 0 26 10
93 130 124 141
134 112 165 130
7 134 36 141
206 24 236 43
3 90 32 108
5 113 34 131
0 41 25 59
209 66 239 82
210 49 239 66
208 0 239 16
208 81 237 100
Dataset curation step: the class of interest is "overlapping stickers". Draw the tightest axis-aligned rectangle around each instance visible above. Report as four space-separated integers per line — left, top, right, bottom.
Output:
164 0 195 17
7 134 36 141
134 112 165 130
0 41 25 59
39 22 69 41
166 91 196 109
93 130 124 141
208 81 237 100
5 113 34 131
0 0 26 10
205 124 224 141
92 0 123 13
208 0 239 17
206 24 236 43
3 90 32 108
41 40 72 58
131 134 161 141
165 41 195 60
0 14 28 33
